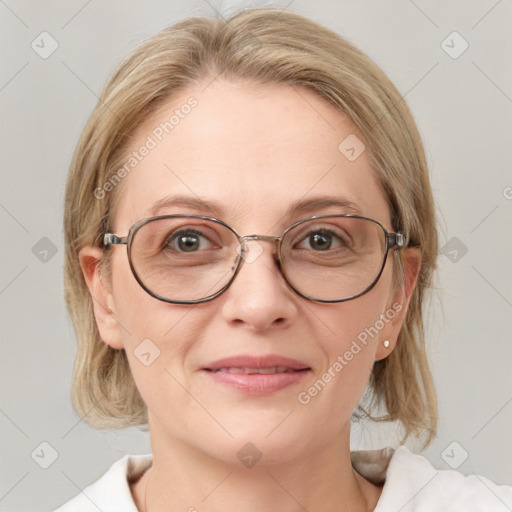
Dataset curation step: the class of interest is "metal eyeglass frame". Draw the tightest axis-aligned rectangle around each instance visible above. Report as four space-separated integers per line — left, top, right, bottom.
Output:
103 213 406 305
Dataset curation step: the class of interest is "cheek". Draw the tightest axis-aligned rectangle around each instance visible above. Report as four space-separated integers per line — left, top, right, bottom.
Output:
108 254 193 386
312 303 376 388
302 269 394 409
317 274 392 359
110 251 177 339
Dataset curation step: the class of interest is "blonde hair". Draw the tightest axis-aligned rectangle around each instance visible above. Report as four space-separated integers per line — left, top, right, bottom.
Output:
64 8 438 444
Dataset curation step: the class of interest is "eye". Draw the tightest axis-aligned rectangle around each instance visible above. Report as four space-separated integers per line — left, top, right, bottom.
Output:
166 229 215 252
295 228 348 251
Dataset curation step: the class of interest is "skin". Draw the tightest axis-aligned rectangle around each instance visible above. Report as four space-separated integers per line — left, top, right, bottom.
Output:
80 79 421 512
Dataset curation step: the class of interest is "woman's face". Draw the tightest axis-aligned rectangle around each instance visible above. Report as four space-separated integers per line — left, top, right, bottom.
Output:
82 80 418 465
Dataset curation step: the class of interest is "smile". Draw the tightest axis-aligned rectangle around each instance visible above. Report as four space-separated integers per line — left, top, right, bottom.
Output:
209 367 304 374
201 356 311 394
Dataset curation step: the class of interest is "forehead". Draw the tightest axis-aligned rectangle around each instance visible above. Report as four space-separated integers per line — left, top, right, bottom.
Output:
112 79 391 232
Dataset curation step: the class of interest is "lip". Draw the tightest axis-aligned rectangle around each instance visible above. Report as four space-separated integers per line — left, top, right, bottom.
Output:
204 355 310 371
202 355 311 395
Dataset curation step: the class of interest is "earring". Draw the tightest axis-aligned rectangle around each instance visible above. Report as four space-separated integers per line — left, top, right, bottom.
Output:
383 340 390 348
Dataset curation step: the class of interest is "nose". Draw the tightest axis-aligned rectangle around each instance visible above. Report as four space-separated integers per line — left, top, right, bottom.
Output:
220 239 299 332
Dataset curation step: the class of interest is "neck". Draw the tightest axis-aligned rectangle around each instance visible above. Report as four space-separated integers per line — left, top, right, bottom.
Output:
132 421 382 512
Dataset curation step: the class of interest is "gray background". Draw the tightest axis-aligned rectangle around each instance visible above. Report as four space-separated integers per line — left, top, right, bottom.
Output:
1 0 511 510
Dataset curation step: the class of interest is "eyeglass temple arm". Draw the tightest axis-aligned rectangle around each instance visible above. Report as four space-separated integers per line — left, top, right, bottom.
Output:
386 232 406 249
103 233 128 247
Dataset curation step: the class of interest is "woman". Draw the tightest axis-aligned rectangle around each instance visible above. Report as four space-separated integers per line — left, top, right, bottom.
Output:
56 8 511 511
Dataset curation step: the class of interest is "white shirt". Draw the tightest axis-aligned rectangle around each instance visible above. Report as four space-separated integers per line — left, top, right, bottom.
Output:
54 446 512 511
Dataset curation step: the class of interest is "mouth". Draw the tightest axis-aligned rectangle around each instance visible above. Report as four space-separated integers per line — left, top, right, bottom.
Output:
206 366 309 374
202 355 311 394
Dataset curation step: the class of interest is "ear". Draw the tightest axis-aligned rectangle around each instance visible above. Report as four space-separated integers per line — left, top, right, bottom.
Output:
374 247 421 361
78 246 124 350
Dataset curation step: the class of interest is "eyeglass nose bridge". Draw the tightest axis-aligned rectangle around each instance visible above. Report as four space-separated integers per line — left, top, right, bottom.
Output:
239 234 281 244
237 234 283 264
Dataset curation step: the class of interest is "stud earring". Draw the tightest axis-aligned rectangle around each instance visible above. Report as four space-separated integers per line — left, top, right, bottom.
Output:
383 340 390 348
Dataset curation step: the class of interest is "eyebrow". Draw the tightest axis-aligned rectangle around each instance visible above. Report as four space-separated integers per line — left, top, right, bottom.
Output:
287 196 362 216
147 194 363 219
149 195 224 218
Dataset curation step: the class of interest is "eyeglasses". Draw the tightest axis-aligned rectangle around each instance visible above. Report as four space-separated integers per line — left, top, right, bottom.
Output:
103 214 406 304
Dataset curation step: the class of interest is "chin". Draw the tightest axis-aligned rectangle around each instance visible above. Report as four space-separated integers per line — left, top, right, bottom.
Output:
201 437 307 468
191 416 322 467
